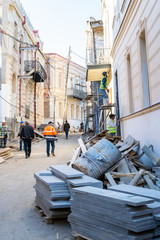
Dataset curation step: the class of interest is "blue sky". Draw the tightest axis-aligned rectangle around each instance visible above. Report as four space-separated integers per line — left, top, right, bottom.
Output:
20 0 101 66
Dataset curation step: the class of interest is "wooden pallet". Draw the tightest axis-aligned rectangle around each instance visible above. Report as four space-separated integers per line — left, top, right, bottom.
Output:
71 232 91 240
35 205 54 224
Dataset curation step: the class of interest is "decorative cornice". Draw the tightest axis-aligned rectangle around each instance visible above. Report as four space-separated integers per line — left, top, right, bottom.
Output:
121 102 160 121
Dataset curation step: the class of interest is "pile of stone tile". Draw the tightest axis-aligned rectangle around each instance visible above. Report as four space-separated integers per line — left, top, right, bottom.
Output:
34 170 70 218
69 186 159 240
34 165 103 219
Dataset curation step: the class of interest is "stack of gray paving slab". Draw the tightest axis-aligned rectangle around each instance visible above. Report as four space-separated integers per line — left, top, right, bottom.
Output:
68 186 158 240
34 165 103 219
50 164 103 195
34 170 70 218
109 184 160 238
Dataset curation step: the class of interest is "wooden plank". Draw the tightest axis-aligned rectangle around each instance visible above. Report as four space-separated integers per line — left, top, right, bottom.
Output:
69 147 81 167
142 145 160 166
0 157 5 164
111 172 137 178
78 138 87 154
129 169 145 186
128 161 144 185
143 174 159 190
117 158 131 184
105 172 117 186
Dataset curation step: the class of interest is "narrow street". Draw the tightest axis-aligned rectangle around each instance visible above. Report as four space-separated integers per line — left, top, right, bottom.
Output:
0 133 81 240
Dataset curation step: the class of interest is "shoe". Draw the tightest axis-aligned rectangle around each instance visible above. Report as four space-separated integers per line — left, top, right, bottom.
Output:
47 155 50 157
25 155 28 158
51 153 55 157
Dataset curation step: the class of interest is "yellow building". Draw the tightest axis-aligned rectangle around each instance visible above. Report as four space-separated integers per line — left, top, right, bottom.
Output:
44 53 86 130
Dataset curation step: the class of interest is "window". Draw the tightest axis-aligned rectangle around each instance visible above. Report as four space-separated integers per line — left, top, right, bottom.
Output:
76 105 79 119
12 74 16 94
67 103 69 118
70 77 73 88
58 74 62 88
71 104 74 119
59 102 63 118
13 22 18 49
81 107 84 120
126 54 133 113
139 30 150 108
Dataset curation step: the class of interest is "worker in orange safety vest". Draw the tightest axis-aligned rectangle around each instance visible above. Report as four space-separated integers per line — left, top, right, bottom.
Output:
43 121 58 157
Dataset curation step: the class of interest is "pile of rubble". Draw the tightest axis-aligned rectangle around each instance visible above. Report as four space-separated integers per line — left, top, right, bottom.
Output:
70 131 160 191
0 147 13 163
34 130 160 239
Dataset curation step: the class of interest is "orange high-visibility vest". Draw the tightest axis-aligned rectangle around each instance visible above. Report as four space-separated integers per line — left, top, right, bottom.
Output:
43 125 57 139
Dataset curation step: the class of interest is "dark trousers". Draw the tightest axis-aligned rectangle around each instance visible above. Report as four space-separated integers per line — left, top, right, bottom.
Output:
46 139 55 156
0 137 7 148
65 131 69 139
24 139 32 157
19 139 25 151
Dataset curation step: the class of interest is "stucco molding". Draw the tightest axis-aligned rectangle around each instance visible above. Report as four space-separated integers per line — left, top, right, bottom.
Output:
120 102 160 121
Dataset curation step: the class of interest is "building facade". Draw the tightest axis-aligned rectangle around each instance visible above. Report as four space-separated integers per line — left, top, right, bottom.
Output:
44 53 87 130
0 0 46 137
112 0 160 155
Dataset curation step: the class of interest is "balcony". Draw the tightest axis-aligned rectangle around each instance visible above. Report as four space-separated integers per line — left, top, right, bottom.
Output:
86 47 111 65
86 47 111 82
67 88 87 100
24 60 47 82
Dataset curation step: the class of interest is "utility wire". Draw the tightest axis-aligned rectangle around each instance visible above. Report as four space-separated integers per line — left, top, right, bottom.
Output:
0 27 35 47
71 50 86 61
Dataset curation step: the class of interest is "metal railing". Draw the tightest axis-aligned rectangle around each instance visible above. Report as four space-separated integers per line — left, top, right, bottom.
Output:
86 47 111 65
67 88 87 100
24 60 47 81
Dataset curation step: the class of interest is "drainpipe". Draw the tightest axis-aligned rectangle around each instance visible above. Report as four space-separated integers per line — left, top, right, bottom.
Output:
34 49 37 128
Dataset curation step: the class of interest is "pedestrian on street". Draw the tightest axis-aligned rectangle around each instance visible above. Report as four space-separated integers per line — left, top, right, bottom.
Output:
107 114 116 136
43 121 58 157
80 121 84 132
0 121 9 148
98 71 109 106
64 120 70 139
18 121 25 151
20 121 34 158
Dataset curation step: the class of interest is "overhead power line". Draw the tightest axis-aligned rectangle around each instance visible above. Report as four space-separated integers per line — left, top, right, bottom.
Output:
71 50 86 61
0 27 35 47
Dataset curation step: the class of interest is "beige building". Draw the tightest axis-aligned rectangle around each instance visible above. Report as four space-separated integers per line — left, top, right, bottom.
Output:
111 0 160 155
0 0 46 137
44 53 86 130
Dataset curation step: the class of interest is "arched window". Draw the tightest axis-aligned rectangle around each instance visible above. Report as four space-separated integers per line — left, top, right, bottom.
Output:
12 73 16 94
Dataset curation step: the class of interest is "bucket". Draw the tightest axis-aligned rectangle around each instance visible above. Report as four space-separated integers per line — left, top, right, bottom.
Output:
72 139 121 179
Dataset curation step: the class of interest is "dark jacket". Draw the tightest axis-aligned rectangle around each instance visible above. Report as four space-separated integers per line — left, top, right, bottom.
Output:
21 125 34 140
64 122 70 132
18 125 23 137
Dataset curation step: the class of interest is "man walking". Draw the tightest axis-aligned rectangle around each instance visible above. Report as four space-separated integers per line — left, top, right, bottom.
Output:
20 121 34 158
0 121 8 148
64 120 70 139
43 121 57 157
18 121 25 151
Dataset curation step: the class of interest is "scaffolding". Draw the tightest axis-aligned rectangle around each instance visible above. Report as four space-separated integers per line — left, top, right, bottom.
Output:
84 93 116 135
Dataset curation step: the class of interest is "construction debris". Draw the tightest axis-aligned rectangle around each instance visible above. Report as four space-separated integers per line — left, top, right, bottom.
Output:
34 165 103 222
34 130 160 239
69 186 158 240
72 138 121 178
0 147 13 160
